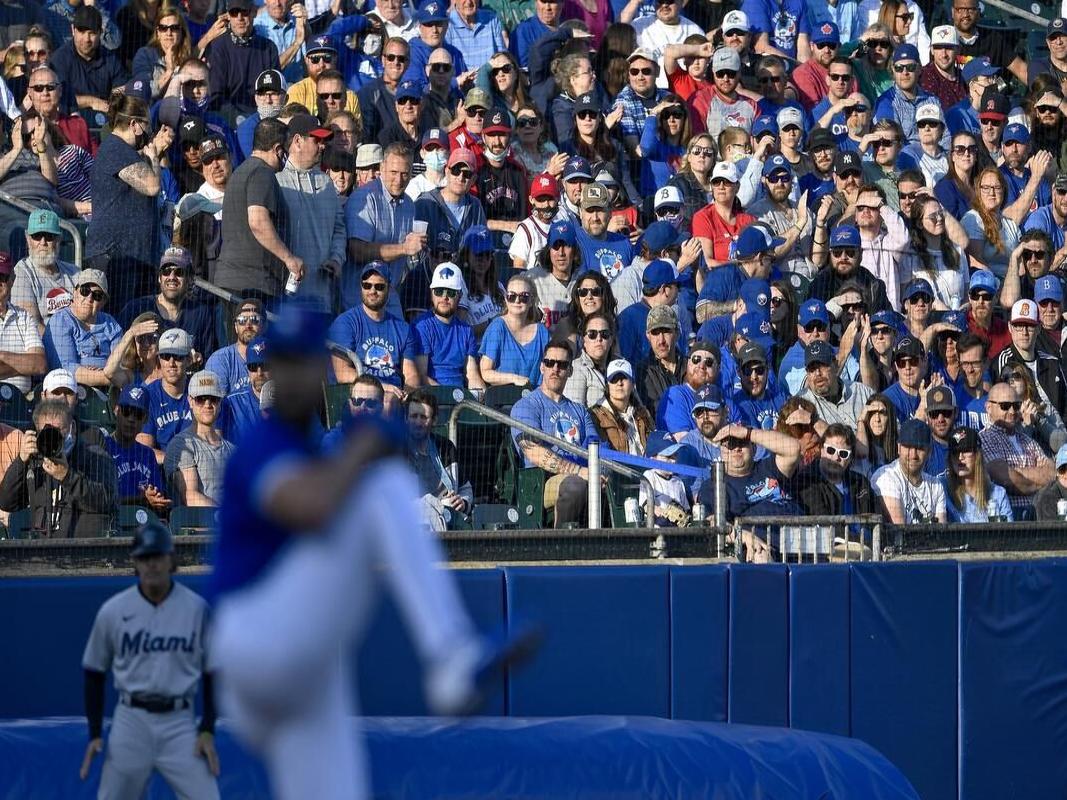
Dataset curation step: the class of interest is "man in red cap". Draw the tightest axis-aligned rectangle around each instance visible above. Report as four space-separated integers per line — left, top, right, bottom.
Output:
476 109 527 236
413 148 487 262
510 172 562 269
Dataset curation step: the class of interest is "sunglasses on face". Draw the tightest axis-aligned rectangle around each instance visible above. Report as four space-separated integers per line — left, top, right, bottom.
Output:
516 116 539 128
689 145 714 156
897 10 914 19
1022 249 1047 260
893 63 918 73
953 144 978 155
743 364 767 376
30 82 57 93
715 69 738 79
711 177 735 187
78 285 105 302
608 374 630 384
830 247 857 258
899 190 921 200
506 291 530 303
782 124 802 134
759 74 784 84
490 64 514 77
350 396 381 409
449 165 474 179
824 445 851 459
29 231 57 242
872 326 894 336
804 322 828 333
235 313 261 326
895 356 921 367
868 39 891 48
156 22 181 32
769 296 784 307
690 354 716 367
656 206 681 216
842 302 866 313
766 173 791 184
995 401 1021 411
432 287 460 299
630 67 654 77
1036 105 1060 114
26 49 47 58
227 8 250 16
193 395 220 405
577 286 603 298
917 120 941 130
159 352 184 362
159 266 186 278
664 110 686 121
428 62 452 73
929 409 955 419
585 329 612 341
246 363 267 373
319 91 344 101
828 72 851 82
468 107 487 117
1039 298 1061 307
576 110 599 121
397 97 421 107
855 203 880 212
119 406 147 420
874 138 899 148
908 294 932 305
815 41 838 50
542 357 570 369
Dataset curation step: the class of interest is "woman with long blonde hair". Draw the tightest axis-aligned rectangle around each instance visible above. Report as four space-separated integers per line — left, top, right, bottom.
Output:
962 167 1021 278
943 426 1012 522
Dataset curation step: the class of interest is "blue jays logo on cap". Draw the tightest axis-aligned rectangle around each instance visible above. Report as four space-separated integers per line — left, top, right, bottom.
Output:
424 0 441 13
250 341 266 357
806 303 820 315
129 387 143 400
759 319 771 336
310 34 331 49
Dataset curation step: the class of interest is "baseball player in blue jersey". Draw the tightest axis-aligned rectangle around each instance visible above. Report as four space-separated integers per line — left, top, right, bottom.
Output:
80 522 220 799
211 305 536 800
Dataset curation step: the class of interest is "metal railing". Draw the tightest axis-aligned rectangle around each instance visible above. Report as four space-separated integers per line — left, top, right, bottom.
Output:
730 515 884 563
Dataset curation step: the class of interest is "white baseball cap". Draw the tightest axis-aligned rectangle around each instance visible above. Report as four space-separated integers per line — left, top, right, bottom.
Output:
42 368 76 395
654 185 683 209
606 358 633 381
915 102 944 124
712 46 741 73
777 106 804 130
722 9 750 32
158 328 192 356
931 25 960 47
430 261 466 292
711 161 739 183
1011 299 1039 325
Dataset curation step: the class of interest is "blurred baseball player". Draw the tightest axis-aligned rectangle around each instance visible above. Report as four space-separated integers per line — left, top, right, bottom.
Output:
211 305 536 800
80 522 220 799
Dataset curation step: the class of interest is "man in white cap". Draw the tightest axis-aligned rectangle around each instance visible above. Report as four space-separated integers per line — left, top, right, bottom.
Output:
412 262 484 389
919 26 965 110
13 209 79 336
164 370 234 507
994 299 1067 416
0 250 45 396
354 143 383 187
703 46 756 138
630 0 704 89
41 367 108 448
139 328 194 466
43 268 122 388
899 102 948 187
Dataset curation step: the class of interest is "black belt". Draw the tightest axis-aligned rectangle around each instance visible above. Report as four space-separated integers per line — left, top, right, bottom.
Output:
122 693 190 713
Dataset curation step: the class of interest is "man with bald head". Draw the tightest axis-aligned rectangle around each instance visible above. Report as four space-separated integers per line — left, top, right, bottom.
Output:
980 382 1055 520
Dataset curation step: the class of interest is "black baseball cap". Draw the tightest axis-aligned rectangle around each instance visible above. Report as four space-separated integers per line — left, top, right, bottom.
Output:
73 5 102 31
834 150 862 175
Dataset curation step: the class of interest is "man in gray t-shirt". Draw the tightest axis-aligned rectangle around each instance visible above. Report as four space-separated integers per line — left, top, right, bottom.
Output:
12 209 79 334
163 370 234 506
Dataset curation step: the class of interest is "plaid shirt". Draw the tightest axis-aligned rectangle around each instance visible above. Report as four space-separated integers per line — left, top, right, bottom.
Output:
979 423 1050 509
615 85 668 140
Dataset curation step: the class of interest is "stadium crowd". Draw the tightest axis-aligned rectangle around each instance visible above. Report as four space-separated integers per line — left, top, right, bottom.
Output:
1 0 1067 540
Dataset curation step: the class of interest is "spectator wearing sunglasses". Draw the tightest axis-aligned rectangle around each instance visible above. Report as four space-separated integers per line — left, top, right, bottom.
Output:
792 21 847 112
993 300 1067 416
882 334 927 423
218 337 273 443
12 210 78 336
999 234 1056 315
615 48 668 164
205 298 265 396
732 340 785 429
700 47 756 141
413 148 487 263
797 423 880 518
204 0 282 124
163 369 234 507
320 374 387 451
847 23 893 105
563 311 615 407
24 64 95 157
871 44 938 150
1021 172 1067 255
413 262 484 390
634 304 684 413
356 36 412 143
104 384 170 514
423 48 461 128
288 36 360 123
980 381 1055 519
137 327 194 465
657 339 722 439
44 269 122 388
403 0 468 85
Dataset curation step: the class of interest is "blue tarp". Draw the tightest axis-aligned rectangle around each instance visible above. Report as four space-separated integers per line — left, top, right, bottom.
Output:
0 715 918 800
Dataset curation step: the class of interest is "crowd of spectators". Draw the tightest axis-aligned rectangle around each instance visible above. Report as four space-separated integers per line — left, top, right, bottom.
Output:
1 0 1067 545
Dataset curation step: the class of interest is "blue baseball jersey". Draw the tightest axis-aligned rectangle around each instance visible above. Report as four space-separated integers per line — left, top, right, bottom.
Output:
883 382 921 423
103 435 164 498
731 388 786 430
218 388 262 443
205 344 249 397
328 306 416 387
142 381 191 449
574 227 636 283
510 388 595 468
412 313 477 388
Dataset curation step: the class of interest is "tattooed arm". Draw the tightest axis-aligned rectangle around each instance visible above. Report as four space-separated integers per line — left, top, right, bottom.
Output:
117 154 161 197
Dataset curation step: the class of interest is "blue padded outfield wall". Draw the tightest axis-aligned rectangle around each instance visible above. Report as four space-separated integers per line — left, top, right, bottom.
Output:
3 561 1067 800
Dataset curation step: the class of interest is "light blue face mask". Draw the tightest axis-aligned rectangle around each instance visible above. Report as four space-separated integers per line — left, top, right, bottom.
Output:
424 150 447 172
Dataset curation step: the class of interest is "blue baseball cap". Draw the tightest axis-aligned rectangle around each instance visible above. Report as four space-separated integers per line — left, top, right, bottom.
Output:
641 220 685 252
739 278 771 313
1003 122 1031 145
871 309 904 331
735 311 774 350
1036 275 1064 303
969 270 999 294
731 225 783 260
246 336 268 366
118 383 149 413
804 339 834 367
562 155 592 181
962 56 998 82
548 219 576 247
417 0 447 23
762 153 793 178
642 259 677 291
646 430 684 458
1056 442 1067 470
798 299 829 326
902 278 934 303
692 384 724 412
899 418 932 449
892 43 920 63
395 79 423 102
829 224 861 248
460 224 494 255
360 260 390 281
752 115 779 139
266 304 331 357
812 20 839 45
307 33 336 54
941 310 968 331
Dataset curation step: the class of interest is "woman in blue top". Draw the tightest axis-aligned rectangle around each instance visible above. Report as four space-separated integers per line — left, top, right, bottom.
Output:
933 131 978 221
638 95 690 196
479 274 549 387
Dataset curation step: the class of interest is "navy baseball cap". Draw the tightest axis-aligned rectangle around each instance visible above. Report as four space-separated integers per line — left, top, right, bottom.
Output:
892 43 920 63
739 278 771 312
562 156 592 181
962 56 998 81
307 34 336 54
871 309 903 330
1003 123 1030 145
572 92 598 117
421 127 449 149
834 150 862 176
548 219 576 247
829 225 861 248
360 261 390 281
641 220 685 252
642 259 677 291
902 278 934 302
812 20 839 45
692 384 724 412
1036 275 1064 303
395 79 423 102
735 311 774 350
899 418 932 448
969 270 999 293
731 225 783 259
805 339 833 366
117 383 149 413
752 115 779 139
245 336 268 366
798 299 829 326
417 0 447 23
460 224 493 255
894 334 925 358
762 154 793 178
266 304 331 357
131 522 174 558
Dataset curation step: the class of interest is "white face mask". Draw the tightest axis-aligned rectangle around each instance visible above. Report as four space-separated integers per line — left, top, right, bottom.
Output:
424 150 447 172
257 101 283 119
485 144 509 165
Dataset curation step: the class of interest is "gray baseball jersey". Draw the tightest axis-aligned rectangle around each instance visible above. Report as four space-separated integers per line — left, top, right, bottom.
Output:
82 582 212 698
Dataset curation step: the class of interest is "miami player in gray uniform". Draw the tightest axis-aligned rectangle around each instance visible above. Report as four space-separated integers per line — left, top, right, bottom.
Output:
79 522 220 800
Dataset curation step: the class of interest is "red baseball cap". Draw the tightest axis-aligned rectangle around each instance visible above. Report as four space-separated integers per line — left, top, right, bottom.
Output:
530 172 559 199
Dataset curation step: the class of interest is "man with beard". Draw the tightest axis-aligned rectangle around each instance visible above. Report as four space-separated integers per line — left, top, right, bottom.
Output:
950 0 1027 85
205 0 282 124
919 384 956 477
658 339 722 438
218 337 272 443
748 155 813 277
699 46 756 140
1000 234 1058 312
237 69 287 163
194 135 232 218
635 305 685 413
574 182 636 285
287 36 362 126
1000 123 1052 217
1022 173 1067 254
205 298 265 395
797 338 872 429
168 59 240 158
422 47 460 128
509 173 562 269
981 381 1055 518
873 418 947 523
797 128 839 209
49 6 127 123
778 298 832 395
526 220 578 332
120 247 216 358
797 424 879 517
731 341 784 429
478 111 527 236
679 384 726 495
955 333 990 428
139 328 194 466
919 26 966 111
793 23 852 112
617 260 688 365
413 262 484 389
12 210 79 336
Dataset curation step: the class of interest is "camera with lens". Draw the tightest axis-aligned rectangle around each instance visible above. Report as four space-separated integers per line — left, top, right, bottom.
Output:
36 425 64 460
